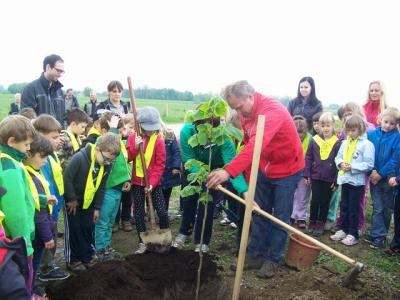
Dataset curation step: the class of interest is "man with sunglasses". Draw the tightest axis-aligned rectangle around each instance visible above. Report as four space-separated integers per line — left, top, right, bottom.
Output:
21 54 66 127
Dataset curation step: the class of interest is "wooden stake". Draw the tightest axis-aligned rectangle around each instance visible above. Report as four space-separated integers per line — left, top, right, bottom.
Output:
232 115 265 300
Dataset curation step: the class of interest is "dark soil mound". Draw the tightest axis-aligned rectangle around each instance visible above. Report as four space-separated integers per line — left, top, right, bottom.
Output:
47 248 223 300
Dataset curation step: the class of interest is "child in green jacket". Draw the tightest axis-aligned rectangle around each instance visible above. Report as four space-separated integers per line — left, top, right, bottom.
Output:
0 115 36 292
95 111 131 260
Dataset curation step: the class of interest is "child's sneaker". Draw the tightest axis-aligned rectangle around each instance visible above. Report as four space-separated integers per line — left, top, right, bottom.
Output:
307 222 315 234
220 217 231 226
384 247 400 256
194 244 209 253
38 266 70 281
229 222 238 229
172 233 188 249
341 234 358 246
297 220 306 229
135 243 147 254
324 220 335 231
370 238 386 249
312 223 324 237
330 230 347 241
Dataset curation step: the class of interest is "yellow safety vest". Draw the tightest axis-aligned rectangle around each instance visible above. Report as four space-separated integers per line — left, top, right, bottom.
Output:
135 133 158 178
65 130 81 152
302 133 311 158
120 140 128 160
339 136 359 176
87 126 101 138
313 135 338 160
25 165 53 215
0 210 4 228
0 153 40 211
83 144 105 209
49 154 64 195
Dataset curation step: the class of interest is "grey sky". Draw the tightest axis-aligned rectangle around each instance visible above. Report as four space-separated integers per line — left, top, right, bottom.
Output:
1 0 399 105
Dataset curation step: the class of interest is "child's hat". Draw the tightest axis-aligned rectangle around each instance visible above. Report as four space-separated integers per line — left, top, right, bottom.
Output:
137 107 161 131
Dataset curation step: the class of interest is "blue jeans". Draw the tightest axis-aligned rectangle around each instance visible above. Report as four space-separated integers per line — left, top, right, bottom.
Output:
95 188 122 250
370 180 395 239
247 171 302 264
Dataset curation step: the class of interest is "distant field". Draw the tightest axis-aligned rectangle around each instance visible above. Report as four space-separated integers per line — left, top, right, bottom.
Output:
0 94 196 123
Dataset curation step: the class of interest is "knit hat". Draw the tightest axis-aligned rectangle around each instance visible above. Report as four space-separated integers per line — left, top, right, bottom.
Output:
137 106 161 131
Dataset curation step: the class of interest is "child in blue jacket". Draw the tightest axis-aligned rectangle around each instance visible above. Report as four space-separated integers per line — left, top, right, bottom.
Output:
366 107 400 248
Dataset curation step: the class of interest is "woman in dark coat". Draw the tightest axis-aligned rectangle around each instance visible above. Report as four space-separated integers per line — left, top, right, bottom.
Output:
287 76 323 130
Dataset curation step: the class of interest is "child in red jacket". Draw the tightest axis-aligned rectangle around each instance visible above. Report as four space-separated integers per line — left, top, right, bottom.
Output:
126 107 168 254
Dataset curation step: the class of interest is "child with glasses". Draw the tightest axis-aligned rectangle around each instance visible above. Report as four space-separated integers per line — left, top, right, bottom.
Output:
94 111 131 261
63 134 120 272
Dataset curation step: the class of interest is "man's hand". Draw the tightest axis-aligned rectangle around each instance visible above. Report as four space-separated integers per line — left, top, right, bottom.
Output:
122 181 131 192
172 169 180 176
46 195 58 205
93 209 100 223
330 182 337 192
206 169 230 189
66 201 78 215
108 115 121 129
44 239 55 250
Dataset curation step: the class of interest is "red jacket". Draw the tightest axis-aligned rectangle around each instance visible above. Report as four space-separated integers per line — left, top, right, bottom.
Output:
224 93 304 179
363 99 380 127
126 133 166 188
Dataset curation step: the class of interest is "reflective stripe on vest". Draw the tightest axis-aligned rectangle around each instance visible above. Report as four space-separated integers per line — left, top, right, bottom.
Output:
83 144 105 209
65 130 81 152
49 154 64 195
0 153 39 210
135 133 158 178
25 166 53 215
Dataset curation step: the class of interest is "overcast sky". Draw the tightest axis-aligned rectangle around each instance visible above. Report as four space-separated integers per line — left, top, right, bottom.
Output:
1 0 399 105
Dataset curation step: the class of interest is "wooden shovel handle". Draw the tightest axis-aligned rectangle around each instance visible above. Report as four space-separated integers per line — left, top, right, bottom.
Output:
127 77 156 228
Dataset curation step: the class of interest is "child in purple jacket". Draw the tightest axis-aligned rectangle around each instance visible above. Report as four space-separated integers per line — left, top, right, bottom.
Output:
23 134 58 295
304 112 341 236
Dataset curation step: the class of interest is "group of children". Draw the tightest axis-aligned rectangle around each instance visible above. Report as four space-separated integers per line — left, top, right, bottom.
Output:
291 103 400 250
0 98 181 298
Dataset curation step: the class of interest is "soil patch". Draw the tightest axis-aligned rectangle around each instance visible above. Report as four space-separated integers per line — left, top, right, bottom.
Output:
47 248 224 300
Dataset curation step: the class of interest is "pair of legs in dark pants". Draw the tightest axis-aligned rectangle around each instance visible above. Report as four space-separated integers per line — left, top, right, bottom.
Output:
162 188 173 212
310 180 333 224
115 191 133 224
64 204 95 263
224 181 244 248
247 171 301 263
389 193 400 250
179 188 221 245
131 185 169 242
339 184 364 238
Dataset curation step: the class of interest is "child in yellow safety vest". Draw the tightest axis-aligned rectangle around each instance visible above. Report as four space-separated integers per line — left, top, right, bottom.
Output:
63 133 120 272
94 111 131 261
0 115 36 293
126 107 168 254
23 134 58 294
32 114 70 282
58 108 90 169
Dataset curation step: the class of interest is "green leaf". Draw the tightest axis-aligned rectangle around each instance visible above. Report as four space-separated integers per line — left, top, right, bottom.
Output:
188 135 199 147
187 172 198 183
180 185 197 197
198 192 213 204
224 124 243 142
184 110 195 123
214 99 228 117
197 132 208 145
184 159 203 170
196 123 207 133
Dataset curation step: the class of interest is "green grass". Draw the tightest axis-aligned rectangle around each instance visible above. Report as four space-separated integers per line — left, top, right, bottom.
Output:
0 93 196 123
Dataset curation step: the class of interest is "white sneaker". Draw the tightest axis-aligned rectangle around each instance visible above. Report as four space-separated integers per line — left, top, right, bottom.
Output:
172 233 188 249
220 218 231 226
135 243 147 254
341 234 358 246
194 244 209 253
229 222 238 229
330 230 346 241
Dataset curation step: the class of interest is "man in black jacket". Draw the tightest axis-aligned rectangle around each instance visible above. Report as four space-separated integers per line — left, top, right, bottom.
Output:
21 54 65 126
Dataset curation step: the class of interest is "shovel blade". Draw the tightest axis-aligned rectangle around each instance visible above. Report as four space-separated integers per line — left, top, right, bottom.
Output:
140 228 172 253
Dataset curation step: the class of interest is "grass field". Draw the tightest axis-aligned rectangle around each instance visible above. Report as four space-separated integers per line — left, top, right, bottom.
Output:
0 93 197 123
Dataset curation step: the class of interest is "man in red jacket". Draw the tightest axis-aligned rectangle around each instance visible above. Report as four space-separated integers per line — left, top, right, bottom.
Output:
207 80 304 278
